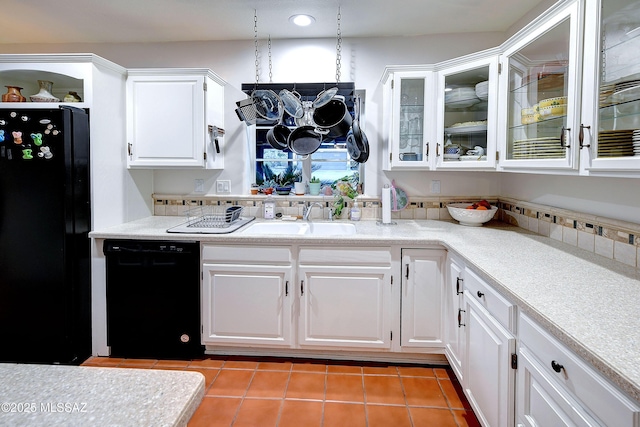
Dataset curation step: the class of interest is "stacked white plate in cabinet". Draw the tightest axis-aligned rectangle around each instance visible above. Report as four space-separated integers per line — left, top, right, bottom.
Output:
475 81 489 101
597 129 635 157
634 130 640 155
512 137 565 159
445 86 480 109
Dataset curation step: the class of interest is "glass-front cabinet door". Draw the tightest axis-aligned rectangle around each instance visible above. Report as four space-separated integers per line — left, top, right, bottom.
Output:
436 53 499 169
580 0 640 174
498 1 582 171
382 68 434 170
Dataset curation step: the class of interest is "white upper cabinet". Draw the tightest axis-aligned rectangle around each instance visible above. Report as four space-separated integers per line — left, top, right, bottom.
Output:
579 0 640 176
497 0 583 172
381 67 436 170
126 68 225 169
436 52 500 169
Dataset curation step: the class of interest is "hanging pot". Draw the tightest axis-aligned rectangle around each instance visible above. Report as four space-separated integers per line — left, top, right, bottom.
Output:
252 89 281 121
287 126 327 156
312 96 352 139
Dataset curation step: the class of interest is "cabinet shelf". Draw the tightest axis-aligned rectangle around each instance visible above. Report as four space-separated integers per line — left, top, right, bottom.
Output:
510 71 567 94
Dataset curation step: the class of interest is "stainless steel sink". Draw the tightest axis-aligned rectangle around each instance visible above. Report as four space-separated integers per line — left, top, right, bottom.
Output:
241 221 356 236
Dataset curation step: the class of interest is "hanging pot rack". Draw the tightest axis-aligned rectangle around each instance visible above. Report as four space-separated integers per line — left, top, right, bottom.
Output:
234 7 368 162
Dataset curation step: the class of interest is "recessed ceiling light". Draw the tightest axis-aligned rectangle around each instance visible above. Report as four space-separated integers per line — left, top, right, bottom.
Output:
289 14 315 27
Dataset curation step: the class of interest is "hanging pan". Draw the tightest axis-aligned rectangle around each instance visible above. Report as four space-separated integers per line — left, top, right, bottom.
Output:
287 126 329 156
266 100 290 150
350 95 369 163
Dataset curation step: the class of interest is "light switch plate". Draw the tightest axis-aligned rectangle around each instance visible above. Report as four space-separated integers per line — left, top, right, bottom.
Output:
430 180 441 194
216 180 231 193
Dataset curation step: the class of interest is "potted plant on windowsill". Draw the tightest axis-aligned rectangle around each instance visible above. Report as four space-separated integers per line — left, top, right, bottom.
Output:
309 176 322 195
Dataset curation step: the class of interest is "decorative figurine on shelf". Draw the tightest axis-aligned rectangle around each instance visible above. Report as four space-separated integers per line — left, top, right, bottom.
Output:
30 80 60 102
2 86 26 102
63 91 82 102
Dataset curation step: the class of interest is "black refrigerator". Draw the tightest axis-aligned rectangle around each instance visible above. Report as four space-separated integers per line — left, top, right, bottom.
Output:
0 106 91 365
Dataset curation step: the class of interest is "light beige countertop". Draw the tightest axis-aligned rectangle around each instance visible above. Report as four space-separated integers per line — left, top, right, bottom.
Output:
0 364 204 427
90 216 640 403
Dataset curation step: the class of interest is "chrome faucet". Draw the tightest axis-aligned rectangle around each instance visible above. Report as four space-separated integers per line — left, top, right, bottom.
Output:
303 202 323 221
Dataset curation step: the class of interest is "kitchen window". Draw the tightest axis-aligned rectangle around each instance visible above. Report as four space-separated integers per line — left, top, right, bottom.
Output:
243 83 364 189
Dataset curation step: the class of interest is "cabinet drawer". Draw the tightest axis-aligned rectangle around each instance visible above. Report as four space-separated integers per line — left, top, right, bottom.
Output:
202 245 292 264
519 313 640 426
299 247 392 266
464 268 515 332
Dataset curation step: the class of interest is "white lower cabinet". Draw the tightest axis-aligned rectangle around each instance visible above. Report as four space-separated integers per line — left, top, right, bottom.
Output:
463 269 517 427
517 313 640 427
201 245 293 347
444 253 465 381
400 248 446 349
297 247 393 350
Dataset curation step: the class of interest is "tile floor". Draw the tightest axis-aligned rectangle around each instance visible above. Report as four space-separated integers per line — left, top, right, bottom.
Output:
82 356 480 427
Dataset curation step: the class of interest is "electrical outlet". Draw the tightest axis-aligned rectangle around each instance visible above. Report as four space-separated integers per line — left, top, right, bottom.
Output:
194 179 204 193
216 180 231 193
430 180 441 194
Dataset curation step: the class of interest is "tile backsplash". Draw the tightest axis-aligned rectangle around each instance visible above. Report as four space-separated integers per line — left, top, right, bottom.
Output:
153 193 640 269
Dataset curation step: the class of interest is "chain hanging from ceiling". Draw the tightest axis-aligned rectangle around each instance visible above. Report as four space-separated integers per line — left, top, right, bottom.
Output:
254 9 260 86
335 6 342 83
268 35 273 83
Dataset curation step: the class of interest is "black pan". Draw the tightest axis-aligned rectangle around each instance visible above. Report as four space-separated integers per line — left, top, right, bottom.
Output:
266 101 291 150
350 95 369 163
288 126 327 156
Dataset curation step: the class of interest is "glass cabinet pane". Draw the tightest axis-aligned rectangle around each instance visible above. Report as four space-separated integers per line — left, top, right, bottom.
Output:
597 0 640 159
443 66 490 162
507 18 571 161
398 78 425 162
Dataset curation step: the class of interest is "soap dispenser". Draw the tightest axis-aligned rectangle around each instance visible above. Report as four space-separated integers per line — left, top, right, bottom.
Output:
350 198 361 221
264 195 275 219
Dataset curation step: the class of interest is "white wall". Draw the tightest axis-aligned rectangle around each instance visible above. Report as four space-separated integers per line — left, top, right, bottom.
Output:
499 173 640 224
0 33 505 202
3 27 640 224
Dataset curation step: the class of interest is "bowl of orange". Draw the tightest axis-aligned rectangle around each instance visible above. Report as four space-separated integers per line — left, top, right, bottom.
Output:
446 201 498 226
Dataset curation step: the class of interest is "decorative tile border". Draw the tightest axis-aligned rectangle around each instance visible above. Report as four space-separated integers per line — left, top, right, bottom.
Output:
498 197 640 268
152 193 639 269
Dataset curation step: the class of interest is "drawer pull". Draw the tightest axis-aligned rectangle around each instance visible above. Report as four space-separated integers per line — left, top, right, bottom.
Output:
477 291 484 298
551 360 564 373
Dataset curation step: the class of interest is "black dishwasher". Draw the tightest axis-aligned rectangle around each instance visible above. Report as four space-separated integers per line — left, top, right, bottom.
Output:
104 240 203 359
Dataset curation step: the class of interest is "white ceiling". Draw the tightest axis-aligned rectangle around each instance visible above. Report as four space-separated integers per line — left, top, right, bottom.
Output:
3 0 548 44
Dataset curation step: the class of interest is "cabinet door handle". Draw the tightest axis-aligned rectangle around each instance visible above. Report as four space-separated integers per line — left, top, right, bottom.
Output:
456 277 464 295
285 281 289 296
560 126 571 148
405 264 409 279
458 309 466 327
127 143 132 157
579 124 591 148
551 360 564 373
477 291 484 298
300 280 304 296
436 143 440 157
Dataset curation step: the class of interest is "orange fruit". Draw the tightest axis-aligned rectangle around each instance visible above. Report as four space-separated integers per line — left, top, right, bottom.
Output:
476 206 488 210
466 205 475 209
